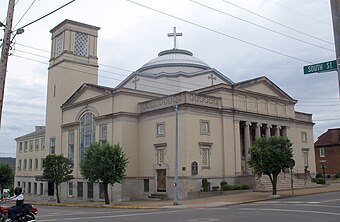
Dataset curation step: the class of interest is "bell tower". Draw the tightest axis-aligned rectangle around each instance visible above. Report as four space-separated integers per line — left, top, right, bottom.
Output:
44 20 100 156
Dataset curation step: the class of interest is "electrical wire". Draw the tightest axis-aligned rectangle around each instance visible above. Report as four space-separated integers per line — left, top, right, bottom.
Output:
126 0 313 64
189 0 334 52
221 0 334 45
13 0 37 30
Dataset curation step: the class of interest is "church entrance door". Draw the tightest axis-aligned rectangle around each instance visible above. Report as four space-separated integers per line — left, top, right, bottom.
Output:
156 169 166 192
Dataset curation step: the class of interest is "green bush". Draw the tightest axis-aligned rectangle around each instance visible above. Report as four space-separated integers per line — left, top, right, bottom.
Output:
220 181 228 188
335 173 340 178
315 173 323 178
222 184 233 191
241 184 250 189
202 178 209 192
311 178 318 183
221 184 250 191
317 178 326 184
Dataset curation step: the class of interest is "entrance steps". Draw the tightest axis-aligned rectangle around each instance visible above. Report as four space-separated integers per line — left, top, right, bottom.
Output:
148 193 168 200
255 173 322 192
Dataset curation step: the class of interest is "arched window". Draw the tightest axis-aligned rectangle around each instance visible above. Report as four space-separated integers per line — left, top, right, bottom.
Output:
79 112 95 160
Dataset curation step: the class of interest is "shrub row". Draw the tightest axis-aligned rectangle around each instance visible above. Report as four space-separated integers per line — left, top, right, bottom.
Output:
311 177 326 184
221 184 250 191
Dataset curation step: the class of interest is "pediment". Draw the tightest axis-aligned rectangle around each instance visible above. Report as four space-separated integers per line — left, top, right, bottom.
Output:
62 83 113 109
234 76 295 101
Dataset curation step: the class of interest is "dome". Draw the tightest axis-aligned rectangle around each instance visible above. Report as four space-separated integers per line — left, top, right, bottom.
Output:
137 49 211 72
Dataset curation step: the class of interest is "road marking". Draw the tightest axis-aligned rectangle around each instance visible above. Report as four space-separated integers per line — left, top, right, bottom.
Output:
37 209 193 221
187 219 221 222
40 209 156 217
241 208 340 216
321 198 340 203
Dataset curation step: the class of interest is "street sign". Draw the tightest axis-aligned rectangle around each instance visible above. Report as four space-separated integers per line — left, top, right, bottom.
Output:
303 60 337 74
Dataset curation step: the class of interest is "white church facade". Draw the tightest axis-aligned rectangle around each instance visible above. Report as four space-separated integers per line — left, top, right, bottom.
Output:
15 20 315 202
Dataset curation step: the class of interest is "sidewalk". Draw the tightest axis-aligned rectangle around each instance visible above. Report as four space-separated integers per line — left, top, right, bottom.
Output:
34 182 340 209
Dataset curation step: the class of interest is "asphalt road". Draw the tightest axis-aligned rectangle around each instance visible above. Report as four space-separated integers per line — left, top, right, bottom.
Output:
35 191 340 222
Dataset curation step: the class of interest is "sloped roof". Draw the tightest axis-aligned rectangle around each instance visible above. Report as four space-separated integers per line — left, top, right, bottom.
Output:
314 128 340 147
15 126 45 141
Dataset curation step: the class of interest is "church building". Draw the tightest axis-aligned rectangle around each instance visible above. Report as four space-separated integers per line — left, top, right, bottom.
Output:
15 20 315 202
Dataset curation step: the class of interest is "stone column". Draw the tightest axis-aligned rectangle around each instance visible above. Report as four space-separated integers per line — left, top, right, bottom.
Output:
244 122 251 174
255 123 261 139
234 120 242 175
275 125 281 137
265 124 271 138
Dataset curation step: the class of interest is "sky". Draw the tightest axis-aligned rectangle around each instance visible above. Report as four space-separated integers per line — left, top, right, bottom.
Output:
0 0 338 158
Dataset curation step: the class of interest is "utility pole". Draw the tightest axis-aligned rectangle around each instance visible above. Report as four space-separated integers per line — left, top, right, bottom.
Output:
330 0 340 96
173 102 179 205
0 0 15 128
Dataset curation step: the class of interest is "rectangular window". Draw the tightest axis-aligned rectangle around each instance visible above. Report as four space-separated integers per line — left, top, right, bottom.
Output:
68 182 73 196
302 148 309 167
144 179 149 192
23 159 27 171
35 139 40 151
29 140 33 152
202 147 210 167
77 182 83 198
87 182 93 199
28 182 31 194
41 158 44 171
24 141 28 152
55 33 63 57
34 183 37 195
199 142 213 168
18 160 22 171
34 159 38 170
29 159 32 171
157 148 165 165
17 181 20 187
40 183 43 195
50 138 55 154
200 120 210 135
319 147 325 157
68 131 75 164
41 138 45 150
19 142 23 153
301 132 307 143
99 124 107 143
156 123 165 137
74 32 88 56
99 183 105 199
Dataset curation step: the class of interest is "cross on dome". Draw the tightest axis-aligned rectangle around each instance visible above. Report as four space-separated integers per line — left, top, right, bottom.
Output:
167 27 182 49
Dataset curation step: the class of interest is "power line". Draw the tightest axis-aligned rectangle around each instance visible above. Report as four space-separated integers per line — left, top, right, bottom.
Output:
221 0 334 45
271 1 331 26
13 0 37 30
189 0 334 52
126 0 313 64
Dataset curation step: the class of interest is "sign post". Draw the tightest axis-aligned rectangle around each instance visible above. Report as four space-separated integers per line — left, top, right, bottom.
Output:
303 60 337 75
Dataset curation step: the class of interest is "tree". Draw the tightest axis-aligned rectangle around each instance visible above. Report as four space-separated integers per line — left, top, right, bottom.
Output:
43 154 74 203
248 136 293 195
0 163 13 197
80 142 128 205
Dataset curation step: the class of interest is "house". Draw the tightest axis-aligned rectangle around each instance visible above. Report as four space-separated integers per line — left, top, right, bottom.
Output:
314 128 340 176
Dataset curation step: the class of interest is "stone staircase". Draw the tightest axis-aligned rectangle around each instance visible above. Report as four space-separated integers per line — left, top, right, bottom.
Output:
255 172 322 192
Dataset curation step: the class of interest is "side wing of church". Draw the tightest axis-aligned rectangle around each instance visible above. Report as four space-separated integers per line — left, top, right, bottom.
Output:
14 20 315 202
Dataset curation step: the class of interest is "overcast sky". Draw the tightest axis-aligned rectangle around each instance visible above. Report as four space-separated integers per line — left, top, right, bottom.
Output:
0 0 338 157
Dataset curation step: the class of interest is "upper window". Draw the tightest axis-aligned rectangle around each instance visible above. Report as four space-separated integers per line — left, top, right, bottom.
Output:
29 140 33 152
80 112 96 160
200 120 210 135
19 142 23 153
41 138 45 150
74 32 88 56
199 142 213 168
50 138 55 154
156 123 165 137
301 132 307 143
319 147 325 157
99 124 107 143
68 131 75 165
24 141 28 152
35 139 40 151
55 33 63 57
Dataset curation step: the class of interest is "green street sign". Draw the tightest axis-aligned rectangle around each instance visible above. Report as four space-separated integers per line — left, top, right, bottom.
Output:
303 60 337 74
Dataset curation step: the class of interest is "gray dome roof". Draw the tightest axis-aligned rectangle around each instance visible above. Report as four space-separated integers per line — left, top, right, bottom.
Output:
137 49 210 72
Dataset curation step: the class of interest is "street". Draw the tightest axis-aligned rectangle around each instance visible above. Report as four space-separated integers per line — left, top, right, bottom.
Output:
35 191 340 222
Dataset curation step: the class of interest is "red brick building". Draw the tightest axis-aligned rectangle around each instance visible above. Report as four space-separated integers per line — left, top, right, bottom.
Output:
314 128 340 175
